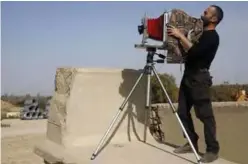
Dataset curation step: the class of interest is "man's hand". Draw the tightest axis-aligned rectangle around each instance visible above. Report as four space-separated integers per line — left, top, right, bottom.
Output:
167 25 184 39
167 25 193 51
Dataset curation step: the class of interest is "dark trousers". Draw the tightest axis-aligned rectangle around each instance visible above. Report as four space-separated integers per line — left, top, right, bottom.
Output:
177 70 219 154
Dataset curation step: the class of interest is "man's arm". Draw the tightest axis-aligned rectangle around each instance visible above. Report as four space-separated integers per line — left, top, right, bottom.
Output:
178 34 193 52
167 26 216 56
177 32 217 57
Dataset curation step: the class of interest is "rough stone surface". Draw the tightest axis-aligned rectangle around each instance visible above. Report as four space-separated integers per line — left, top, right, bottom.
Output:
47 68 77 145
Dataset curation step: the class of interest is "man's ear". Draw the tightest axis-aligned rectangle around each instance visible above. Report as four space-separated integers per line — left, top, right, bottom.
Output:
211 16 218 23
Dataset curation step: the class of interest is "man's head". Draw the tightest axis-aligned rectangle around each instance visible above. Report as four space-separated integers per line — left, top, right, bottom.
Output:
201 5 224 28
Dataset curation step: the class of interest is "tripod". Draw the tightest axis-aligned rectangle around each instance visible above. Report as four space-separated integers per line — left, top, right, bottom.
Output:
90 47 201 164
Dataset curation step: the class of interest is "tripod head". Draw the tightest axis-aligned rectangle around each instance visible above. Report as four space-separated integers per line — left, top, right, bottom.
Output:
134 43 166 65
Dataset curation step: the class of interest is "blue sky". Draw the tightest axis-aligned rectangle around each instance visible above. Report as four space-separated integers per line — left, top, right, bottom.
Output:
1 1 248 95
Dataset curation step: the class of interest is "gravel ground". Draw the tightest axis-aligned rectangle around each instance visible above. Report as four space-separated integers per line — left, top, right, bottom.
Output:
1 119 47 164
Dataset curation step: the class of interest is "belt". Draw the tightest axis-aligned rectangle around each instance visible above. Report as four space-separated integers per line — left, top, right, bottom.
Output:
198 68 208 72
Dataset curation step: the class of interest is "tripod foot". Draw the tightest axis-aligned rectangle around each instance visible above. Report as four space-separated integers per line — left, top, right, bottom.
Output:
90 153 96 160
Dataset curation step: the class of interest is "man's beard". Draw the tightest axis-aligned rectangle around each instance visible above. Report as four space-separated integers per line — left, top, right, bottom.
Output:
201 16 211 27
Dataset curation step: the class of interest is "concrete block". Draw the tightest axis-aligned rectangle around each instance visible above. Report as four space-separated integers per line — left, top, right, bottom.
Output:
45 67 153 148
34 67 237 164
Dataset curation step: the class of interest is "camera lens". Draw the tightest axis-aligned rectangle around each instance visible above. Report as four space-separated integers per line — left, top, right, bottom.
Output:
138 25 144 35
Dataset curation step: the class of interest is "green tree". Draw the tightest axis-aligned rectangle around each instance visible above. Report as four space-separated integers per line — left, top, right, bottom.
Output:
151 73 179 103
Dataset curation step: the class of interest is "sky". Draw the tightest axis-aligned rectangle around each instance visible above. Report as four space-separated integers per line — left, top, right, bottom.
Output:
1 1 248 96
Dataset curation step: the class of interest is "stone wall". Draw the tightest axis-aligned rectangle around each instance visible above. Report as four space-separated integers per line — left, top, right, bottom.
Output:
151 101 248 109
150 101 248 164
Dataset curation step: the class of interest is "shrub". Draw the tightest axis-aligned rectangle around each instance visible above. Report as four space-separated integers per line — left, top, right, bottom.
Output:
210 84 248 102
151 73 179 103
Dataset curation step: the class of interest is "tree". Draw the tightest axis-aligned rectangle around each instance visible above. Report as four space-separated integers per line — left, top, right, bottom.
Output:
151 73 179 103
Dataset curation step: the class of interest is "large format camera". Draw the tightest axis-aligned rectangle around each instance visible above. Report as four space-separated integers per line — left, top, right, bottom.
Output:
136 9 203 64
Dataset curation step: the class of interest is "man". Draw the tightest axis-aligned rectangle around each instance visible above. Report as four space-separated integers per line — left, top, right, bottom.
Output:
167 5 224 163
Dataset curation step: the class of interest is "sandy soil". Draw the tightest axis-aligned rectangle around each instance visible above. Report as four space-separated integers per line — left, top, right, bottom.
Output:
1 100 21 112
1 106 247 164
1 119 47 164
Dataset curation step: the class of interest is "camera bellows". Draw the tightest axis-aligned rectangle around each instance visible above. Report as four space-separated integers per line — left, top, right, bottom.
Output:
146 16 164 41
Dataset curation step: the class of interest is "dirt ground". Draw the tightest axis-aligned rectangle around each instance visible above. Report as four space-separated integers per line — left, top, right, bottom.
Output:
1 119 47 164
1 106 247 164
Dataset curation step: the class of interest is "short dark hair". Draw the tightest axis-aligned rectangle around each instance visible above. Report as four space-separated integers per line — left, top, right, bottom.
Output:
211 5 224 24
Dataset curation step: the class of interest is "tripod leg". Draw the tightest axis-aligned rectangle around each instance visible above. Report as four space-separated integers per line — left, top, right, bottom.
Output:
151 65 202 164
143 66 152 142
146 68 151 108
91 68 146 160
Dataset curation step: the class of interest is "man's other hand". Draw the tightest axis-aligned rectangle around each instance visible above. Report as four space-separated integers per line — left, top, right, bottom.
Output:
167 25 183 39
167 25 193 51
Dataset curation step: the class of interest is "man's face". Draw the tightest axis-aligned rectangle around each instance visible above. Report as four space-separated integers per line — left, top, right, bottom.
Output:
201 6 218 27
